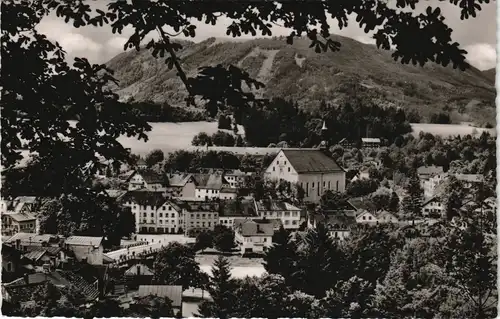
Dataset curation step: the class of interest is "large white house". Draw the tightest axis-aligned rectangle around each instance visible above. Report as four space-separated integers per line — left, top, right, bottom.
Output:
127 171 167 192
253 199 302 229
264 149 346 202
234 219 274 255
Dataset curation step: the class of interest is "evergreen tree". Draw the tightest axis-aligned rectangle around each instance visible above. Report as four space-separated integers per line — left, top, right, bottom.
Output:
401 173 423 222
197 256 237 319
443 176 465 221
262 226 298 285
388 191 400 213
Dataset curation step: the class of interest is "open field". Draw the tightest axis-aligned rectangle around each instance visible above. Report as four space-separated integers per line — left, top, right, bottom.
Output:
410 123 495 138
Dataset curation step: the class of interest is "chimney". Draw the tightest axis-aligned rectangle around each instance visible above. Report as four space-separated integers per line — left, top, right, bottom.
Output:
15 239 21 250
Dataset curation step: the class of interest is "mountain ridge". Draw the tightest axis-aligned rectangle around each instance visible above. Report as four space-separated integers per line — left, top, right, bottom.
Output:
105 35 495 126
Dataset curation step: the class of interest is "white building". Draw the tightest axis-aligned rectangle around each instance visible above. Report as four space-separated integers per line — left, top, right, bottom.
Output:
361 138 381 149
264 149 346 203
308 212 356 240
422 173 448 199
194 173 231 200
253 199 302 230
127 171 167 192
355 210 378 225
421 197 445 218
234 219 274 255
121 191 183 234
375 210 399 224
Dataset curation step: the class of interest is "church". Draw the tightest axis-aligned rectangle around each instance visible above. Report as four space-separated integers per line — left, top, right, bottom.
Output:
264 122 346 203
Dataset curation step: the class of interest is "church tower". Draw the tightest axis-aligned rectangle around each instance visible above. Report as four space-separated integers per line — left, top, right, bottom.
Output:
319 120 329 151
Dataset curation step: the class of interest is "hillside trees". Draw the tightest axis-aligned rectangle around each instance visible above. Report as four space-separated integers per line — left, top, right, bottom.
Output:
401 173 424 222
145 149 165 167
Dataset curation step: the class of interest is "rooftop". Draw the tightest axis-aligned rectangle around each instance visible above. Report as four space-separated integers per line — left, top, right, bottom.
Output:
8 212 37 222
281 149 344 173
5 233 59 245
125 263 154 276
137 285 183 307
361 138 381 143
255 199 301 212
65 236 103 247
234 218 274 236
417 165 444 176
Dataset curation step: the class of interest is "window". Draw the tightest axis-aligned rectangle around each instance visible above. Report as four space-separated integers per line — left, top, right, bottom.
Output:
284 220 290 225
273 167 275 171
284 212 290 217
162 206 166 210
328 181 331 189
159 213 163 217
292 220 297 225
264 238 268 242
190 214 194 218
6 262 13 272
277 161 279 165
336 181 339 191
323 181 326 188
168 206 172 211
362 216 366 220
143 213 147 217
202 213 206 219
368 216 372 220
292 212 298 217
150 213 154 217
208 222 211 227
159 220 163 224
312 182 315 188
288 167 291 172
171 213 175 218
306 183 309 196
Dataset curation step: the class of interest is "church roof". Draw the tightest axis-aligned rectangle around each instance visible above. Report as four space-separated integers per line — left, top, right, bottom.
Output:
282 149 344 173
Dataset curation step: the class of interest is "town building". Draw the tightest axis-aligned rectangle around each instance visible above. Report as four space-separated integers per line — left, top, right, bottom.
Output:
264 149 346 202
2 244 27 283
417 165 444 181
127 170 167 192
361 138 381 148
422 172 448 199
355 210 378 225
223 169 250 188
194 173 231 200
64 236 104 265
1 211 38 237
219 199 259 228
219 188 239 200
234 218 274 255
308 212 356 240
121 191 183 234
167 173 197 198
253 199 302 230
421 196 445 218
374 210 399 224
136 158 148 170
134 285 183 316
177 200 220 236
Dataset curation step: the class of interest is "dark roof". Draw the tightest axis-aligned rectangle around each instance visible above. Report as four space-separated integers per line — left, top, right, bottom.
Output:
348 197 377 212
21 246 61 256
193 173 228 189
122 191 167 207
234 219 274 236
140 170 166 184
137 158 147 166
219 199 258 217
282 149 343 173
255 199 301 212
137 285 183 307
316 213 356 230
22 249 48 262
220 188 238 193
168 173 194 187
173 199 219 212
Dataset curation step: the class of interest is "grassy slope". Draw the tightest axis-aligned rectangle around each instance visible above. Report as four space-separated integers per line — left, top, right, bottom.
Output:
105 36 495 126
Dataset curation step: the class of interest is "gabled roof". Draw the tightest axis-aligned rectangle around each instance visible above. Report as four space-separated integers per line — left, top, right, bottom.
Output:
125 264 154 276
65 236 103 247
281 149 344 173
316 212 356 230
194 173 228 190
5 233 58 245
173 199 219 212
137 285 182 307
255 199 301 212
24 246 61 256
8 212 37 222
234 219 274 236
219 199 258 217
14 196 38 204
139 170 166 184
168 173 194 187
417 165 444 176
137 158 147 166
374 210 398 219
22 249 48 262
422 196 442 206
220 188 238 194
105 189 127 199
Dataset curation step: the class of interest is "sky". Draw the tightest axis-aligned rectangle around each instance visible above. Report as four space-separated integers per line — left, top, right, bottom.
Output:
36 0 497 70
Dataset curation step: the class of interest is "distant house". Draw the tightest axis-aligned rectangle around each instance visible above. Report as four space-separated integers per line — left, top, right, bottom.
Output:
194 173 231 200
453 174 485 189
253 199 302 230
374 210 399 224
421 196 444 218
125 264 154 289
136 158 148 170
220 188 238 200
338 138 355 149
223 169 251 188
351 168 370 183
422 173 448 199
234 219 274 255
355 210 378 225
1 212 38 236
348 197 378 213
417 166 444 181
135 285 183 316
308 212 356 240
64 236 104 265
21 246 64 268
264 149 346 203
127 171 167 192
167 173 197 198
361 138 381 149
12 196 38 213
4 233 60 249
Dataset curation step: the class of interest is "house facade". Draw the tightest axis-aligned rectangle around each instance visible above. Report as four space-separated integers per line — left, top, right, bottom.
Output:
421 197 445 217
355 210 378 225
65 236 104 265
1 212 38 237
264 149 346 203
167 173 197 198
128 171 167 192
361 138 381 149
253 199 302 230
179 201 219 236
234 219 273 255
194 173 231 200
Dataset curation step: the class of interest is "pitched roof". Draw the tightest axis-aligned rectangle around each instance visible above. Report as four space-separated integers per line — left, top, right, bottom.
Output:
281 149 343 173
348 197 378 212
139 170 166 184
121 190 167 207
234 219 274 236
168 173 194 187
137 285 183 307
255 199 301 212
417 165 444 176
374 210 397 219
453 173 484 183
125 264 154 276
8 212 37 222
24 245 61 256
317 213 356 230
22 249 48 262
105 189 127 198
137 158 147 166
65 236 103 247
5 233 58 245
194 173 228 189
361 138 381 143
219 199 258 217
14 196 38 204
220 188 238 194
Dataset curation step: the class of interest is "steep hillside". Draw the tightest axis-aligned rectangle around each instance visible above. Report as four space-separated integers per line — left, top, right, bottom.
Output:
483 68 495 83
105 36 495 126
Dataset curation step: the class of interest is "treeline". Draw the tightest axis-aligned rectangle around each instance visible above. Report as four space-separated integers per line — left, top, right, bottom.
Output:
240 97 413 147
120 100 208 122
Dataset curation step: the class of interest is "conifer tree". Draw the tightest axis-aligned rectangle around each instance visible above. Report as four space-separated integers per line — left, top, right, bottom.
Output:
262 226 298 285
402 173 423 223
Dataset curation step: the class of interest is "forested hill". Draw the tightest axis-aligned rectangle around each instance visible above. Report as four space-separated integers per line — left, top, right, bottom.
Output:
105 35 495 126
